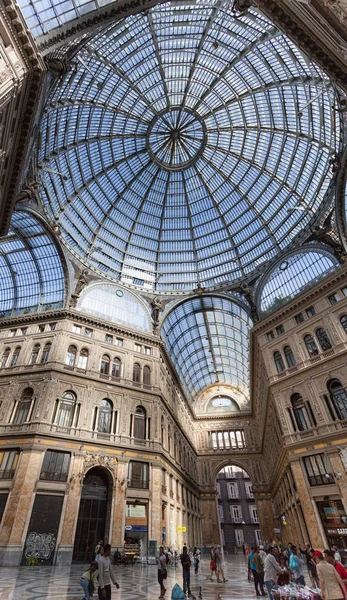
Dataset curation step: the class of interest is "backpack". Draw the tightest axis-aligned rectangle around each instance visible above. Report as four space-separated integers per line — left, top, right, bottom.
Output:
165 552 170 564
172 584 185 600
289 554 299 574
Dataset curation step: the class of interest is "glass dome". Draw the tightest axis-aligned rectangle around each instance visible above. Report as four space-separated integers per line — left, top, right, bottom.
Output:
0 211 65 317
38 1 340 293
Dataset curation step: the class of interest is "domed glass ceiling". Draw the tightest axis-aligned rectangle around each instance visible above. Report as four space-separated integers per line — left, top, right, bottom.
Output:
38 0 340 293
161 295 251 401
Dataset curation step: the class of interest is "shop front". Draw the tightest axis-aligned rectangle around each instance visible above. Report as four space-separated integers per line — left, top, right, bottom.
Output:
316 499 347 548
124 503 148 560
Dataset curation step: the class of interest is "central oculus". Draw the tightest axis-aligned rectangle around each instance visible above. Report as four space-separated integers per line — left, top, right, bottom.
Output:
146 107 206 171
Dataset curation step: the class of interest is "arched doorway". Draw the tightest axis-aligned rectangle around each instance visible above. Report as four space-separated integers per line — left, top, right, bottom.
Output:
73 467 111 562
216 465 262 553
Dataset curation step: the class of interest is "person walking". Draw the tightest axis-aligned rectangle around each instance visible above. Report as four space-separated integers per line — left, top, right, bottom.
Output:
252 547 266 596
98 543 120 600
289 545 306 586
193 547 200 576
180 546 192 597
249 547 257 589
308 549 320 588
156 546 168 598
316 551 347 600
210 545 217 582
264 546 286 600
326 550 347 593
95 540 104 562
215 545 227 583
80 561 99 600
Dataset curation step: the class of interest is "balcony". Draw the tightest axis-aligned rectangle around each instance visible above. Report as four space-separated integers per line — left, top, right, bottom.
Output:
127 478 149 490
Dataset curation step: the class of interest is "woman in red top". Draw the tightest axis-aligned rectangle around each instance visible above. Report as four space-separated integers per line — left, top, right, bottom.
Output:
326 551 347 594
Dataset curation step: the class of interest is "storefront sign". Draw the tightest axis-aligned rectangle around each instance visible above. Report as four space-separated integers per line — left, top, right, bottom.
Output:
274 528 281 534
126 504 146 518
337 528 347 535
125 525 147 532
125 525 132 530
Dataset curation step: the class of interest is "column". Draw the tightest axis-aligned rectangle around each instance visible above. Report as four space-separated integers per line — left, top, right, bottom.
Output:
290 459 326 547
254 494 276 543
150 465 162 545
0 447 43 566
110 459 128 548
329 451 347 515
200 492 220 546
55 452 85 565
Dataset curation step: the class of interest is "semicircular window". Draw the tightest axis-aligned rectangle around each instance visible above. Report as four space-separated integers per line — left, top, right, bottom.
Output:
259 250 339 314
38 1 340 293
161 296 252 403
78 284 151 331
0 211 65 317
207 396 240 413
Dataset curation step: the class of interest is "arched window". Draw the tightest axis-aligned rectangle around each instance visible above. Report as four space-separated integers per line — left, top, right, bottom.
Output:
98 399 113 434
10 346 21 367
133 362 141 384
327 379 347 420
274 351 285 373
54 391 76 427
143 365 151 387
133 406 146 439
304 334 318 356
316 328 332 351
13 388 34 425
111 357 121 379
340 315 347 334
30 344 40 365
284 346 296 368
1 348 10 368
291 393 315 431
100 354 110 375
41 343 51 363
65 345 77 367
77 348 88 369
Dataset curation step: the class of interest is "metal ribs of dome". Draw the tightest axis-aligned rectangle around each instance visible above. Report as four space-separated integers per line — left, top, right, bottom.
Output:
38 1 341 294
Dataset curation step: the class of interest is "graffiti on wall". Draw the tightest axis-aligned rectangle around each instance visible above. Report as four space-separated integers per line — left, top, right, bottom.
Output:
24 532 57 560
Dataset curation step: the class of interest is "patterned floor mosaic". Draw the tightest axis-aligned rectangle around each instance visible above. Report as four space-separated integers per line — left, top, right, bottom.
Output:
0 554 268 600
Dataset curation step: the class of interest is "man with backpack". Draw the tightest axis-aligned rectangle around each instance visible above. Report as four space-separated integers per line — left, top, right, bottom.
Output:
180 546 192 597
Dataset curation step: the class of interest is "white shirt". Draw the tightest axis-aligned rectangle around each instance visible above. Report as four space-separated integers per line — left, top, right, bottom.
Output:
264 554 285 583
98 555 117 589
335 551 342 562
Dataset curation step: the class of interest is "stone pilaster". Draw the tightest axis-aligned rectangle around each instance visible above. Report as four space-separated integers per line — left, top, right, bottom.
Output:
329 451 347 515
0 447 44 566
55 453 85 565
254 494 276 543
200 492 220 546
150 465 162 544
290 460 326 547
111 460 128 548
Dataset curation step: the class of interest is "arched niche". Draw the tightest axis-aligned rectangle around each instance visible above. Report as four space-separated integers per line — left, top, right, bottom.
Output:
77 283 152 331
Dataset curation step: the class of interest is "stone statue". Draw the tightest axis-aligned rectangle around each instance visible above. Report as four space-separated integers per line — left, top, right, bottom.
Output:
16 181 38 204
69 269 89 308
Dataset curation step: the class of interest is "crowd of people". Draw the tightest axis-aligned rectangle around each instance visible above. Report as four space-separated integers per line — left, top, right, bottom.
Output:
246 542 347 600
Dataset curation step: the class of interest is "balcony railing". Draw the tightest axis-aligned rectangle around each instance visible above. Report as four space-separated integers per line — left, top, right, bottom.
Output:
127 478 149 490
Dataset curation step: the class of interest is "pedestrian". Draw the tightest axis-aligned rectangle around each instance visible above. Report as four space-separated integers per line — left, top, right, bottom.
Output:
193 547 200 576
210 545 217 582
315 551 347 600
252 547 266 596
98 543 120 600
289 545 306 586
156 546 167 598
215 545 227 583
326 550 347 593
80 561 99 600
333 545 343 563
249 547 257 586
95 540 104 561
180 545 191 597
277 555 290 586
264 545 286 600
259 546 266 562
308 549 320 588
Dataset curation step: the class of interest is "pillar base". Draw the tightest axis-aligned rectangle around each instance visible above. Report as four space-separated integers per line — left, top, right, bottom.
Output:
0 544 23 566
55 544 74 566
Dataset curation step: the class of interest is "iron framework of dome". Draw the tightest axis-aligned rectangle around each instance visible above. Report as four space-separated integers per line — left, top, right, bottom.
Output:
37 1 341 294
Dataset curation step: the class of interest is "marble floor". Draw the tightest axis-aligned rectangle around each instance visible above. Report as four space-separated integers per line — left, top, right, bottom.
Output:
0 555 265 600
